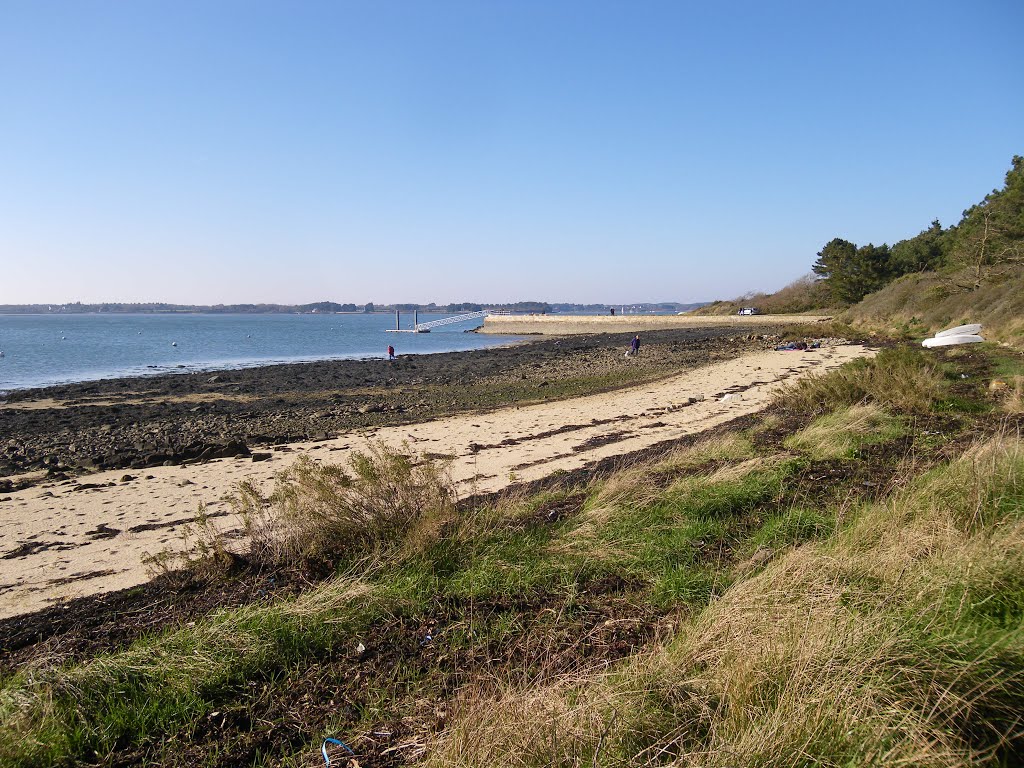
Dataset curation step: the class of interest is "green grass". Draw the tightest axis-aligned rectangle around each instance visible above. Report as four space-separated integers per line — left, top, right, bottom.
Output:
991 348 1024 387
784 403 905 459
748 506 835 552
429 435 1024 768
0 579 390 765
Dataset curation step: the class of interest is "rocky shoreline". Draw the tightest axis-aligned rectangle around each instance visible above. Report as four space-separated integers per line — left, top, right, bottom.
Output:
0 326 798 489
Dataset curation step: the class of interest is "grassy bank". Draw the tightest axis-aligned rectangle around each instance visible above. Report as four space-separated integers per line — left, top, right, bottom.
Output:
844 266 1024 346
1 344 1022 767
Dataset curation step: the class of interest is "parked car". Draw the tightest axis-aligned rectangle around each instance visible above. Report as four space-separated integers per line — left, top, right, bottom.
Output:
737 307 760 316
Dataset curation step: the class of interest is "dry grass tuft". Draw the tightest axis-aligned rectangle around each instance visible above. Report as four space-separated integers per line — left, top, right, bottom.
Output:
233 441 457 569
1001 375 1024 414
784 402 904 459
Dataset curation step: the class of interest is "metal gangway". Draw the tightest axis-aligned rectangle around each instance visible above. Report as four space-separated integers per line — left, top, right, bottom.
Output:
387 309 508 333
415 309 493 332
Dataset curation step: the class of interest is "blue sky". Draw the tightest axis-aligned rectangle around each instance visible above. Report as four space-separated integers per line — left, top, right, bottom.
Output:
1 0 1022 305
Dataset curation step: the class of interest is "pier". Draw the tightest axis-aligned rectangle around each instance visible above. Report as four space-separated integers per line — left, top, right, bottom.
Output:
386 309 499 333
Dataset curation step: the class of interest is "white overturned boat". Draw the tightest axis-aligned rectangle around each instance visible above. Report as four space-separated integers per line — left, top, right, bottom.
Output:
922 334 984 348
922 323 984 348
935 324 982 338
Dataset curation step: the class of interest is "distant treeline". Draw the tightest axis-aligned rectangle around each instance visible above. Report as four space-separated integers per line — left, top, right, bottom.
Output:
0 300 708 315
0 300 555 315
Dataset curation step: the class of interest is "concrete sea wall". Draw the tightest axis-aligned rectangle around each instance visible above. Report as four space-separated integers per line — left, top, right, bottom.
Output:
480 314 833 335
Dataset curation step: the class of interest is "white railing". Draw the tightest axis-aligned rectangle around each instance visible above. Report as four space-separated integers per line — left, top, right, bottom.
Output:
415 310 493 331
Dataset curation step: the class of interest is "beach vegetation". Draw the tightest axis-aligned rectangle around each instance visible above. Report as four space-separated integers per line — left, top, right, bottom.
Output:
1 344 1022 767
233 442 456 571
428 435 1024 768
774 345 947 414
783 403 904 459
689 272 835 315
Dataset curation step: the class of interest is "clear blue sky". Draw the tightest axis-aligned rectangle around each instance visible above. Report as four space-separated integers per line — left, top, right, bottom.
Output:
1 0 1021 305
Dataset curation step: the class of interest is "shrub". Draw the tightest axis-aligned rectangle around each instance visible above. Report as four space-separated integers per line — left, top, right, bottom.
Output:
234 442 456 569
690 274 835 316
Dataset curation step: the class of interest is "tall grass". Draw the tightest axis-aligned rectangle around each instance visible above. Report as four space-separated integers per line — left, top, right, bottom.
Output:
428 435 1024 767
234 441 456 569
775 346 948 414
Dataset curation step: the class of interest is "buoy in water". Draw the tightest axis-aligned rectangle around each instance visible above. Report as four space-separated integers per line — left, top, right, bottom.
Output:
171 341 178 347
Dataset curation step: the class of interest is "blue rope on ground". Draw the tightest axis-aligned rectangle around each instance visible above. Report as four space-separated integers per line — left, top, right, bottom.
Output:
322 737 355 767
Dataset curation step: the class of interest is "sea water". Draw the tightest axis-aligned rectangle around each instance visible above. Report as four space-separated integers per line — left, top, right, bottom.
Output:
0 312 521 392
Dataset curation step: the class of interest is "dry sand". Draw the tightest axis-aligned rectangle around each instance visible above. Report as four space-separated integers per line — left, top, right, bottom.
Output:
0 343 872 618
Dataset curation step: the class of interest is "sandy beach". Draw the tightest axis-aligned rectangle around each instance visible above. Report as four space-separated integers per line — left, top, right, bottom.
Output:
0 341 871 618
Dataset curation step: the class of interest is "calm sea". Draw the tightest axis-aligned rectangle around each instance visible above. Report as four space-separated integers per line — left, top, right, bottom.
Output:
0 313 521 393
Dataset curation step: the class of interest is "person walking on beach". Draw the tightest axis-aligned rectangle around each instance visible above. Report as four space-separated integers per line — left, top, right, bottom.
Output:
626 334 640 357
387 344 396 360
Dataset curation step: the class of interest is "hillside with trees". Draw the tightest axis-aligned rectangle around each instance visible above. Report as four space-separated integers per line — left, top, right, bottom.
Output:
698 156 1024 343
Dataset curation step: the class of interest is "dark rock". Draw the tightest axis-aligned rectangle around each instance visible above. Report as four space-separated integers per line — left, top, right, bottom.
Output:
85 523 121 540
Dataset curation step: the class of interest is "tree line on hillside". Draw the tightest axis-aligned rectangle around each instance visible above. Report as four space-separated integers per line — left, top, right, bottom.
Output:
812 155 1023 304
